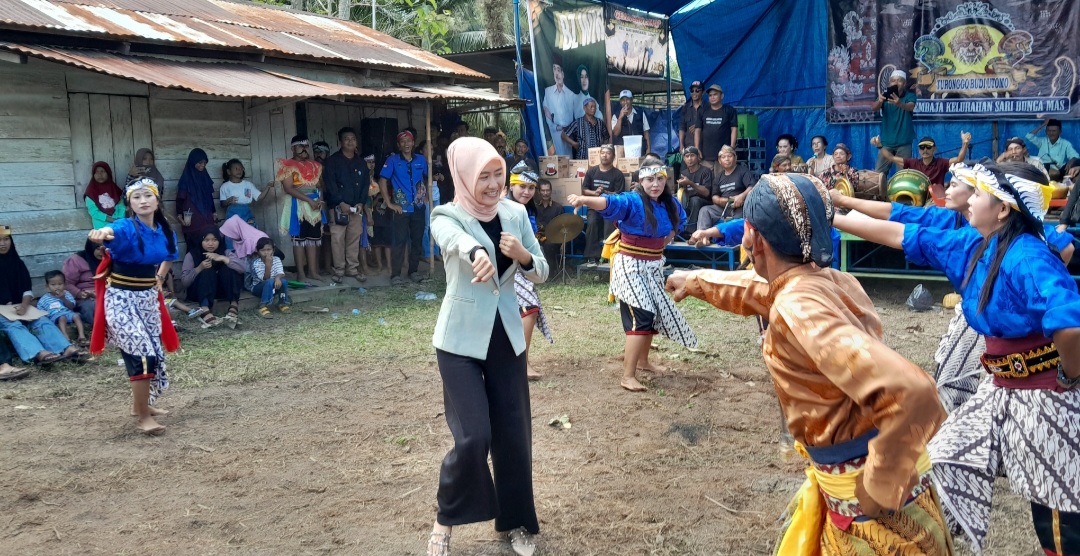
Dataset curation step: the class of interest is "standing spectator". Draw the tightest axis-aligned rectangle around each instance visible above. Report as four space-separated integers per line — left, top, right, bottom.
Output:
246 237 290 318
679 80 706 151
370 154 393 275
611 90 651 154
323 127 370 283
580 144 625 262
874 132 971 199
542 57 576 156
507 139 537 176
83 162 125 230
698 145 753 228
573 64 594 119
534 179 565 268
433 134 454 203
37 271 87 346
871 70 916 189
277 135 326 283
821 143 860 191
181 229 244 326
563 97 611 160
1026 119 1080 181
805 136 834 178
219 159 272 227
493 132 509 158
483 127 498 146
775 134 805 170
0 227 81 365
312 141 331 163
62 239 103 325
675 146 713 232
176 148 217 249
997 137 1049 178
379 130 429 285
699 84 738 170
126 148 165 197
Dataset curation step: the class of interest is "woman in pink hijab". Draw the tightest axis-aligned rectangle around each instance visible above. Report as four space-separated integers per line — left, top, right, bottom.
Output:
425 137 548 556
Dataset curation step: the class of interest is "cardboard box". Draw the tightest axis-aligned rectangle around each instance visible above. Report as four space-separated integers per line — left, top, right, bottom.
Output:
587 147 602 167
539 155 569 179
568 159 590 178
617 157 641 174
547 177 582 205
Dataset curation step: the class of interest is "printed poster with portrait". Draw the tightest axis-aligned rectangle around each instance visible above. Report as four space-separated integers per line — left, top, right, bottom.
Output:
604 6 668 78
528 0 610 157
826 0 1080 122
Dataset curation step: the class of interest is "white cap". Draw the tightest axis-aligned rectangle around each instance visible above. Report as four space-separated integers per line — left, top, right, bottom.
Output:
890 69 907 80
619 90 633 100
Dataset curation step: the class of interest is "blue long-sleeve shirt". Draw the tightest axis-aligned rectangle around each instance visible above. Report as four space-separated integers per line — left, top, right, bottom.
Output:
890 202 1076 254
902 224 1080 339
105 218 178 265
598 192 686 238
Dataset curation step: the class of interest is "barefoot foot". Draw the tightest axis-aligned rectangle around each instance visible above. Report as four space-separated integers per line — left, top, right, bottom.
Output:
527 368 542 381
137 416 166 435
620 377 648 392
132 406 170 417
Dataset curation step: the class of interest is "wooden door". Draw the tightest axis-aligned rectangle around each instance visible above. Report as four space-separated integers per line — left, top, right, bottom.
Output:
68 93 153 204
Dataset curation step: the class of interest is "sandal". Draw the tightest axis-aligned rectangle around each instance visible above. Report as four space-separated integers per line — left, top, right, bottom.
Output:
187 307 209 320
77 338 90 348
506 527 535 556
32 352 65 366
258 306 274 319
427 531 451 556
200 313 221 328
0 364 30 381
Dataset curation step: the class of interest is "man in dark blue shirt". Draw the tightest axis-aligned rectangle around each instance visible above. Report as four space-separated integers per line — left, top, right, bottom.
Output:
378 130 429 285
323 127 370 283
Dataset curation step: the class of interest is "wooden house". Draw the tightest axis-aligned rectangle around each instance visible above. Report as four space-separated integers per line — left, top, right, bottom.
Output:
0 0 504 287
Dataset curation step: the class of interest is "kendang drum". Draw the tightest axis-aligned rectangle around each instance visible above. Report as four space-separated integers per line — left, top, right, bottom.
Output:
855 170 883 197
887 169 930 206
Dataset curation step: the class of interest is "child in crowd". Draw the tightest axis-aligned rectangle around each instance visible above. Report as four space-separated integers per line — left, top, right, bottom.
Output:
246 237 290 318
37 270 88 346
219 159 273 227
369 154 393 274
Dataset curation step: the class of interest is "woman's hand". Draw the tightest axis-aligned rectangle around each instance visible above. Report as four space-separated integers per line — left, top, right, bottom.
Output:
499 232 531 265
388 202 404 215
200 259 213 270
87 228 114 243
566 194 586 208
274 277 283 290
471 250 496 283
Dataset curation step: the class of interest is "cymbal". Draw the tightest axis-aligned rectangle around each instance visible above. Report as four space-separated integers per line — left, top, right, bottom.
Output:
544 213 584 244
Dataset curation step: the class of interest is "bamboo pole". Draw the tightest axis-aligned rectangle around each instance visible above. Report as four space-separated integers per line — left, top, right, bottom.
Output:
425 100 435 276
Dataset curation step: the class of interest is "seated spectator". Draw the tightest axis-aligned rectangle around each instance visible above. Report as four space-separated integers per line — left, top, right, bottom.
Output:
181 229 244 327
675 146 713 233
820 143 859 191
246 237 290 319
84 162 125 229
0 335 28 381
775 134 805 170
806 135 833 178
220 159 273 227
697 145 752 228
176 148 217 249
219 215 269 260
770 154 792 173
0 226 84 365
37 270 87 346
997 136 1049 178
534 179 565 268
507 139 538 177
126 148 166 197
1026 118 1080 181
62 239 103 325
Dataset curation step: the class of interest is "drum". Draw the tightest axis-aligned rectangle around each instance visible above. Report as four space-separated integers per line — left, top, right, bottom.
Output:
855 170 883 195
832 176 855 198
887 169 931 206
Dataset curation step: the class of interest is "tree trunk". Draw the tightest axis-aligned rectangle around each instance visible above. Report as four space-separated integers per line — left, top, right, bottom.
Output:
337 0 351 19
291 0 306 10
480 0 509 48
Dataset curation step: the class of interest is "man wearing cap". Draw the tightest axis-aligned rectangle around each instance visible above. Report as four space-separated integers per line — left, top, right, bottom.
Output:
675 146 713 232
1026 119 1080 181
679 81 706 151
997 136 1048 178
871 70 917 189
542 57 576 156
611 90 651 154
563 96 610 160
378 130 429 285
873 131 970 199
573 64 594 119
323 126 371 283
699 84 738 171
581 144 624 262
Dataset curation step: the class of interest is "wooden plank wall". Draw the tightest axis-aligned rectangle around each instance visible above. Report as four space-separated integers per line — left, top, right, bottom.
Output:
248 102 297 265
305 101 408 154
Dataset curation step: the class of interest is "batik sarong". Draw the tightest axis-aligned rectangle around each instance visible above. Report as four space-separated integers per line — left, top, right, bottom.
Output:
931 305 986 414
104 286 168 404
514 270 552 343
608 253 697 349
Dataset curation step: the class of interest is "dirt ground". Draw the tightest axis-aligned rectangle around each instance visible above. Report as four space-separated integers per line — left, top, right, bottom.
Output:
0 277 1042 555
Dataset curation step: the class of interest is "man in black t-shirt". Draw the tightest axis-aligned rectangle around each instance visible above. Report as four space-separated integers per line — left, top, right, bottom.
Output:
675 146 713 233
679 80 706 151
581 144 625 262
697 145 753 229
699 84 738 170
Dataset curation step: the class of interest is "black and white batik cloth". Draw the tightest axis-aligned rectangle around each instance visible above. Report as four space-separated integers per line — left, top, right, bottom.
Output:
929 380 1080 554
608 253 698 349
514 270 553 343
932 305 986 414
105 286 169 404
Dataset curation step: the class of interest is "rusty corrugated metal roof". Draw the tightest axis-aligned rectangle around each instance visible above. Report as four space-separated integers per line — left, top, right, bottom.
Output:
400 83 523 106
0 42 435 99
0 0 486 79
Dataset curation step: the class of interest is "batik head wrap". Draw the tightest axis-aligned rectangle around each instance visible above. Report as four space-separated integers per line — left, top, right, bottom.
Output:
744 173 835 267
965 161 1054 221
447 137 505 222
637 163 667 179
508 160 538 187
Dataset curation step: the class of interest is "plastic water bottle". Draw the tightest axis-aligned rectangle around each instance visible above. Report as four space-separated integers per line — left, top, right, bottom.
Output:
356 287 367 294
378 317 387 326
351 308 361 316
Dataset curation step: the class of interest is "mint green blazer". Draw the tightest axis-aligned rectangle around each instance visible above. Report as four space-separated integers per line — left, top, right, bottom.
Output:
430 200 549 359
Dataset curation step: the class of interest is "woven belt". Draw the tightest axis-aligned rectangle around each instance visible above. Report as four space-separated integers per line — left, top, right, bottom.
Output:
107 273 157 291
981 342 1060 379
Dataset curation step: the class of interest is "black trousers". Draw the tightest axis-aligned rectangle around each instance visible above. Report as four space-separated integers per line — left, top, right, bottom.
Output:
434 316 539 534
683 195 709 232
391 209 426 276
1032 503 1080 556
584 208 615 259
185 267 242 310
